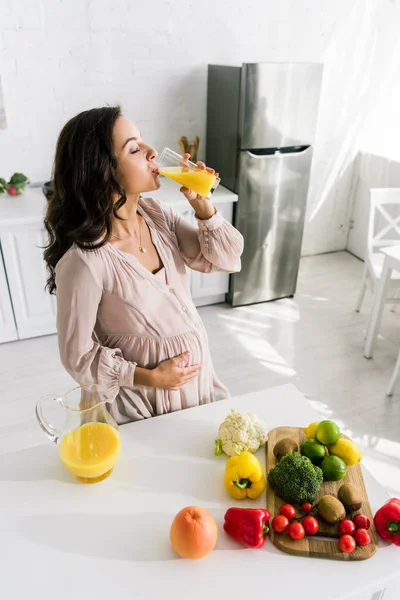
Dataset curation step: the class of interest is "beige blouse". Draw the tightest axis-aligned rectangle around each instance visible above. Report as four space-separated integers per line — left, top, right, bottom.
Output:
55 196 244 424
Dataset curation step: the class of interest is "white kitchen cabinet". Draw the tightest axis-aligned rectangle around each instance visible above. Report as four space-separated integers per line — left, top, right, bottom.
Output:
0 187 58 342
0 248 18 343
191 202 234 307
0 224 56 340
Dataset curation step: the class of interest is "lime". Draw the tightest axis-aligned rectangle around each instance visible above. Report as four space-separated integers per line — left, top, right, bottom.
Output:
300 439 326 465
315 420 341 445
304 421 319 439
321 455 347 481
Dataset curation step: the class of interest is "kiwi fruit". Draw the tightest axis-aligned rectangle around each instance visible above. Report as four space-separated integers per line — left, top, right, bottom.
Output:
273 438 299 461
318 495 346 524
338 483 362 511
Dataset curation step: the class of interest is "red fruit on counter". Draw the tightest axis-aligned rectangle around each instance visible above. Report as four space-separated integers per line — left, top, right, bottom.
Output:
223 508 270 549
353 514 370 530
374 498 400 546
7 185 18 196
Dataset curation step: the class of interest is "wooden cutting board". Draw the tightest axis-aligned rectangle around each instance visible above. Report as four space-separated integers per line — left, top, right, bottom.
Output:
266 427 379 560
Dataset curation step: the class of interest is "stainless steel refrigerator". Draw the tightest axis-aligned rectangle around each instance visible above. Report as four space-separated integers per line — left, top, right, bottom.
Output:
206 62 323 307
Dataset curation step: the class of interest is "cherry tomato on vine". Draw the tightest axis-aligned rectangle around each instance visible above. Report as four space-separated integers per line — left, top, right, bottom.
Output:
272 515 289 533
279 504 297 520
301 502 313 514
338 534 356 553
338 519 356 535
288 522 305 540
354 528 371 546
302 516 319 535
353 514 370 530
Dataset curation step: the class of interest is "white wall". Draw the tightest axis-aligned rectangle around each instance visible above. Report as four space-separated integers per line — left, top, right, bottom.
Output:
0 0 387 255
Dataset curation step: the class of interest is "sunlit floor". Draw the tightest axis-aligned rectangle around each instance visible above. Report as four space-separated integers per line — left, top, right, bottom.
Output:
1 251 399 496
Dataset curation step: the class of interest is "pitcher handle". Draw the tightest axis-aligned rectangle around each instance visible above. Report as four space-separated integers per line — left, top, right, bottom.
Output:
35 395 63 443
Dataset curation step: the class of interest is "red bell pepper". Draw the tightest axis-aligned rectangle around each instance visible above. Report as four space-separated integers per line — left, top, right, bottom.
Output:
223 507 270 548
374 497 400 546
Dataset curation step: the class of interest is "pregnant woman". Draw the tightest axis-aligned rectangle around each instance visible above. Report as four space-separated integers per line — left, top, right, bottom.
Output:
44 106 244 424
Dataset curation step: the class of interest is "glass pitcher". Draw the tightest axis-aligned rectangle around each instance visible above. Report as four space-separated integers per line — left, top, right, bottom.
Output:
35 384 121 484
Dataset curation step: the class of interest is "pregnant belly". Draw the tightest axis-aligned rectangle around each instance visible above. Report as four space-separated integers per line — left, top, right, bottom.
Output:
98 329 206 370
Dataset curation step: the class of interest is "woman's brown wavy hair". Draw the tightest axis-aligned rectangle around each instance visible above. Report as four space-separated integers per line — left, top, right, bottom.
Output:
43 106 126 294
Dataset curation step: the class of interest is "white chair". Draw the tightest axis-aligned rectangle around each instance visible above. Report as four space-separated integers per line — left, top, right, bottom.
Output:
356 188 400 395
387 351 400 395
355 188 400 315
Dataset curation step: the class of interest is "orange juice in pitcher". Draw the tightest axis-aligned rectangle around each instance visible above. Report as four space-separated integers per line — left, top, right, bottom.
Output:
58 421 121 483
36 384 121 483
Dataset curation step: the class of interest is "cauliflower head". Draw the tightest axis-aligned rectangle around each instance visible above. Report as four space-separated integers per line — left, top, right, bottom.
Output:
215 411 268 456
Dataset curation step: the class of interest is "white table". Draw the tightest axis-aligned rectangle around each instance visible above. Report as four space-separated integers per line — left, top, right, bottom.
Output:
364 245 400 358
0 384 398 600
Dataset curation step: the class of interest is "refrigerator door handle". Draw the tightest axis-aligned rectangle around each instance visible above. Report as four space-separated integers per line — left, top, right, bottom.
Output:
245 147 311 159
245 151 277 159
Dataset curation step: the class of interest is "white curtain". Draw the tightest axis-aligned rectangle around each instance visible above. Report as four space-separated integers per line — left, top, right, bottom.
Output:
302 0 389 255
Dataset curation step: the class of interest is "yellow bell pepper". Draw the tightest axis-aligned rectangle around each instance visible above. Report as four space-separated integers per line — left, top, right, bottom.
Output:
224 451 266 500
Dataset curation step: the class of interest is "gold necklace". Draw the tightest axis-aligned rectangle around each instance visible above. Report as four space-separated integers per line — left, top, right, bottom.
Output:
111 218 147 253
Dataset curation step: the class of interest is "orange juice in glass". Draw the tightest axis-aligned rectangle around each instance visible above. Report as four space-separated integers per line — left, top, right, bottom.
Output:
158 147 220 198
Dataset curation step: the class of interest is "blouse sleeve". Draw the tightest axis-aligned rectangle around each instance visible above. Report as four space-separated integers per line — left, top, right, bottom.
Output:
162 204 244 274
55 249 136 398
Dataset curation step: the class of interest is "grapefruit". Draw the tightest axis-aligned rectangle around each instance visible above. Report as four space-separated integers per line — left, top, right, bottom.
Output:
170 506 218 559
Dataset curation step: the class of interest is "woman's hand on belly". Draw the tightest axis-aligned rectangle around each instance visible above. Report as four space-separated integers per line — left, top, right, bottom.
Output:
152 351 201 390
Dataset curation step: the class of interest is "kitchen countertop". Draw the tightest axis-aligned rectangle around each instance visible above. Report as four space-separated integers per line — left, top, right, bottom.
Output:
0 383 398 600
0 180 238 228
0 186 47 228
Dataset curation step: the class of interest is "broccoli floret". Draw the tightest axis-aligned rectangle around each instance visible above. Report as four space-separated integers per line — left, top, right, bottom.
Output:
268 452 323 504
